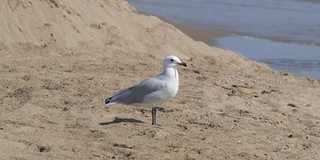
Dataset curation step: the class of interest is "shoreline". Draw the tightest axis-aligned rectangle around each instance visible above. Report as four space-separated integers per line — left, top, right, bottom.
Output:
138 11 230 46
130 0 320 47
138 11 320 47
138 10 320 80
163 19 230 46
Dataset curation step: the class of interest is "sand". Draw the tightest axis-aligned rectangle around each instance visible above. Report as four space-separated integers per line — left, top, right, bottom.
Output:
0 0 320 159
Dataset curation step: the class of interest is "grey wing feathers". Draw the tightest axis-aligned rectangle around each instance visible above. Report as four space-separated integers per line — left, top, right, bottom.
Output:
105 78 164 106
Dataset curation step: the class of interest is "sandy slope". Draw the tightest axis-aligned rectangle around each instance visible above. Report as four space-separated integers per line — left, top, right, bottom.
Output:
0 0 320 159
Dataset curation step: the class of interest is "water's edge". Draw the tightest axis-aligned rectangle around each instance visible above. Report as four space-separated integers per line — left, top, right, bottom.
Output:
136 10 320 80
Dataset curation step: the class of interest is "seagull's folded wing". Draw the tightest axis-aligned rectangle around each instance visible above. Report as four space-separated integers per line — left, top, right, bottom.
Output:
110 77 166 105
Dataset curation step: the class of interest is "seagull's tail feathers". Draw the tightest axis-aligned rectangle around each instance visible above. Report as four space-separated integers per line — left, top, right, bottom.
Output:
104 97 117 106
104 86 135 107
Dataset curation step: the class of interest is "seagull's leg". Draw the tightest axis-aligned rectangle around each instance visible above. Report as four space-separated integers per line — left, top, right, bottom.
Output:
152 106 157 125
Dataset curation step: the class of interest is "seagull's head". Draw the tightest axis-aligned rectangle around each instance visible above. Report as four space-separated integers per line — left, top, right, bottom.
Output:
163 55 187 68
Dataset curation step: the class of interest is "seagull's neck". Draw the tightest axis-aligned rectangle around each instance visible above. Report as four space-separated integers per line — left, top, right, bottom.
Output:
162 67 179 80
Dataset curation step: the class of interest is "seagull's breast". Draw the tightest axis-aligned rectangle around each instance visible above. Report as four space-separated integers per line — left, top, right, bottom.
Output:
164 68 180 98
164 78 179 98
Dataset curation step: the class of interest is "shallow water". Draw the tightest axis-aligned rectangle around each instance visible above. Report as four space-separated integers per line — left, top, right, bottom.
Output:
216 36 320 79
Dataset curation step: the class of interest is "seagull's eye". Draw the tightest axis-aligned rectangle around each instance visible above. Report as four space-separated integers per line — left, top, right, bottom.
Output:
170 59 174 62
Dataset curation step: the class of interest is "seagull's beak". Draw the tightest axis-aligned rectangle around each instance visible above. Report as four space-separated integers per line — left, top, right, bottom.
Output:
178 62 188 67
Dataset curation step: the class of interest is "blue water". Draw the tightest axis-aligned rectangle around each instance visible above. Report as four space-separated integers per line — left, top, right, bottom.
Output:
127 0 320 79
217 36 320 79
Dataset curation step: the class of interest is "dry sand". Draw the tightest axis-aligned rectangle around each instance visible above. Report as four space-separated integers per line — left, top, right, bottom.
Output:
0 0 320 159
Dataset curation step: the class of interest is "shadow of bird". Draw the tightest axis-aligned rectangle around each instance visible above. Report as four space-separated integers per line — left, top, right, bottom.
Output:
99 117 144 126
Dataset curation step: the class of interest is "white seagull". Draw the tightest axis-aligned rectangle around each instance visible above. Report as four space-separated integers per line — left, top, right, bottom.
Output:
104 55 187 125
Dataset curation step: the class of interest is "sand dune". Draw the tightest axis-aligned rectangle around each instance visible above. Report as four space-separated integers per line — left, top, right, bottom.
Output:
0 0 319 159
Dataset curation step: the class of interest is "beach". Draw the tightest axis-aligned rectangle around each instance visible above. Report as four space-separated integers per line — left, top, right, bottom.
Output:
0 0 320 159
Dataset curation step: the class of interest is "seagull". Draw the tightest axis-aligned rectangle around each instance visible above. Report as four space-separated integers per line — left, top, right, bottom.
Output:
104 55 187 125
